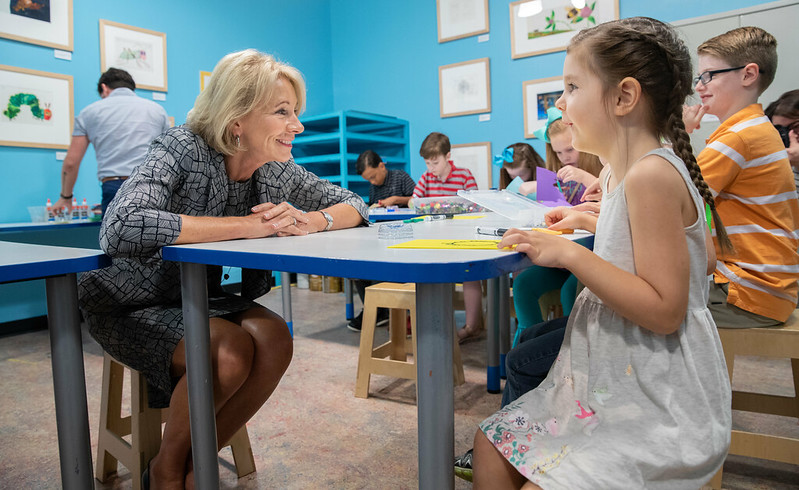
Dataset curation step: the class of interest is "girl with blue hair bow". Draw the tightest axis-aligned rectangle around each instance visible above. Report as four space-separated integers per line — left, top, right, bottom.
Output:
495 143 546 195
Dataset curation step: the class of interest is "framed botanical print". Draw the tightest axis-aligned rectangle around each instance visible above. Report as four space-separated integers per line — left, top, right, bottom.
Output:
510 0 619 59
100 19 167 92
0 64 73 149
0 0 73 50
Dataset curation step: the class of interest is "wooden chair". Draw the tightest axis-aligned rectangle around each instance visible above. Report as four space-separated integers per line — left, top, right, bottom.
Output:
706 312 799 489
355 282 466 398
95 353 256 489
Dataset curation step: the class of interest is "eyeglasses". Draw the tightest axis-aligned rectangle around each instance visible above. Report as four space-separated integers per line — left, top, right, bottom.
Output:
693 66 746 86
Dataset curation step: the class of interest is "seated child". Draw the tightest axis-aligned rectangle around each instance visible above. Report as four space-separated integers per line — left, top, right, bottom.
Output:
764 90 799 194
496 142 546 197
536 107 602 205
474 17 731 488
412 132 483 343
685 27 799 327
356 149 416 208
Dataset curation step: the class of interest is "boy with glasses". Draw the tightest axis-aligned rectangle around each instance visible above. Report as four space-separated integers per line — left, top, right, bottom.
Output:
684 27 799 328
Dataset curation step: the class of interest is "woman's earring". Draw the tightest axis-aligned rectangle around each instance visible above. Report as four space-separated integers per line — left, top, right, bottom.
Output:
236 135 240 147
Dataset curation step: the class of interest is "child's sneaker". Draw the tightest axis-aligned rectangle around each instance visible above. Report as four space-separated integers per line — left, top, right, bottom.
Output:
454 448 473 482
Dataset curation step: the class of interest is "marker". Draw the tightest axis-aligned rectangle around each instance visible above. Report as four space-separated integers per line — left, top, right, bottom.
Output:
403 217 424 223
475 226 573 236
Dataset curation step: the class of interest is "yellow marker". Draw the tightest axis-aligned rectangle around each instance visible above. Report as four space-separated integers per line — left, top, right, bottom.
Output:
531 228 574 235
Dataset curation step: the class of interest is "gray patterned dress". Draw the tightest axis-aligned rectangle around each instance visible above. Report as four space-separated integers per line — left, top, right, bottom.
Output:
78 125 368 407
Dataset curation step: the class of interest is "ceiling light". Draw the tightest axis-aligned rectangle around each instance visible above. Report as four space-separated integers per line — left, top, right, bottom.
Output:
518 0 543 17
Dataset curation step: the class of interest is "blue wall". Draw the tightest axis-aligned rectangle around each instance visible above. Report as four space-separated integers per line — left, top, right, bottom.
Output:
329 0 775 183
0 0 333 224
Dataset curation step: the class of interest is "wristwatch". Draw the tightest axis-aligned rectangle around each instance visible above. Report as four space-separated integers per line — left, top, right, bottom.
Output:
321 211 333 231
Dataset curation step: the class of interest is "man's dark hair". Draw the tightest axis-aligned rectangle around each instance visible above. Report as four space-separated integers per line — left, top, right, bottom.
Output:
356 149 381 175
97 68 136 95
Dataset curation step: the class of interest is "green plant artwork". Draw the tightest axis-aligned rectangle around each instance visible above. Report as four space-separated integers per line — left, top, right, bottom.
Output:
529 1 598 39
3 93 50 121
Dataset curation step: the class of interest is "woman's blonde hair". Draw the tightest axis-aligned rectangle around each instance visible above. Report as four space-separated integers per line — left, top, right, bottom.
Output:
544 118 603 177
186 49 306 155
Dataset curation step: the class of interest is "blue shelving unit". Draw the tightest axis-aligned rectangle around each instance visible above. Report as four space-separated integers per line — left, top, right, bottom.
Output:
292 110 410 201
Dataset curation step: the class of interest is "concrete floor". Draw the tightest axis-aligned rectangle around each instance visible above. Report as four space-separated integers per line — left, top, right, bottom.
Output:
1 285 798 488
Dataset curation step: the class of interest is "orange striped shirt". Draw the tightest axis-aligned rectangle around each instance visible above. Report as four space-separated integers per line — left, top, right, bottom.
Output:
699 104 799 322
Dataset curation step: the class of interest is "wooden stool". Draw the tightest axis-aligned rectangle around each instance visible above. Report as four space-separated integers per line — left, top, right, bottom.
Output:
95 353 256 489
706 312 799 489
355 282 466 398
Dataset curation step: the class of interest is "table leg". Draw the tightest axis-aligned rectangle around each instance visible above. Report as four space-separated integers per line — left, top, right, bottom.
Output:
499 274 511 379
344 278 354 320
280 271 293 336
485 277 501 393
45 273 95 490
416 283 455 490
180 262 219 489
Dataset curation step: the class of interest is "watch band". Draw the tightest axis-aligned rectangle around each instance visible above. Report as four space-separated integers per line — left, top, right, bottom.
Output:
321 211 333 231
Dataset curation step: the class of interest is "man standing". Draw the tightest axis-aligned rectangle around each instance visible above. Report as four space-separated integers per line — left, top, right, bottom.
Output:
54 68 170 213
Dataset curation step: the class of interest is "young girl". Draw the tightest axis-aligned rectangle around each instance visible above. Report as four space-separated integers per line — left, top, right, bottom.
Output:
537 107 603 205
497 142 546 197
473 17 732 488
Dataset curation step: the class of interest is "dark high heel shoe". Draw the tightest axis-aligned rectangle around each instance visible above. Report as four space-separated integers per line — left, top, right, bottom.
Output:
457 324 484 344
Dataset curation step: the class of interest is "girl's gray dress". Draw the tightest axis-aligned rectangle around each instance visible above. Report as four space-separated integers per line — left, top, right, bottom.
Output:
480 148 731 488
78 125 368 408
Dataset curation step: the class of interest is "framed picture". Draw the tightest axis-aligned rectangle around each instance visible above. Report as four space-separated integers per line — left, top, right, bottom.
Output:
200 70 212 92
437 0 489 43
439 57 491 118
523 76 563 139
99 19 167 92
451 142 492 190
509 0 619 59
0 0 73 50
0 65 73 149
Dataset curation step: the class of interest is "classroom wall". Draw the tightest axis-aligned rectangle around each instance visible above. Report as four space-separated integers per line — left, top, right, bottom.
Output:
0 0 333 324
328 0 777 183
0 0 334 224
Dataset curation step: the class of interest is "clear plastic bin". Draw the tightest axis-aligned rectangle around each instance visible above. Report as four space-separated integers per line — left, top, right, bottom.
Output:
408 195 485 215
457 189 550 226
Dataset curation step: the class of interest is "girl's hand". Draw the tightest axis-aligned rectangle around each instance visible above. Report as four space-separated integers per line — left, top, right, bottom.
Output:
557 166 593 186
682 104 708 134
545 205 598 233
251 201 311 236
518 180 537 196
580 178 602 202
498 228 573 269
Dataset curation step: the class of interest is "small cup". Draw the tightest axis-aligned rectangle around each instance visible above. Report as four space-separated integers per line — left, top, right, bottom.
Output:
377 222 414 240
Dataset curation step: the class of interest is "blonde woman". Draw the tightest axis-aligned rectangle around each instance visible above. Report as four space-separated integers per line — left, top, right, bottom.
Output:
79 49 367 489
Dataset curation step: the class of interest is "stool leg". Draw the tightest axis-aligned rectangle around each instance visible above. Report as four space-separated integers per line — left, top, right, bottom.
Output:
228 425 256 478
131 371 163 490
355 296 380 398
389 308 407 360
96 354 123 482
452 331 465 386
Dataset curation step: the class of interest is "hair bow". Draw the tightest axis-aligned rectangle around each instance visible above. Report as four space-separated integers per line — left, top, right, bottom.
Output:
533 106 563 143
492 147 514 167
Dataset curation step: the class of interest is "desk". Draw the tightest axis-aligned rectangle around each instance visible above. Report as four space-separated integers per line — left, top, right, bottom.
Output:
0 241 110 490
163 215 591 489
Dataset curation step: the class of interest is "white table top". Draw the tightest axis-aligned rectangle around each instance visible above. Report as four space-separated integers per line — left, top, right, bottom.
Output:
163 213 593 283
0 240 110 283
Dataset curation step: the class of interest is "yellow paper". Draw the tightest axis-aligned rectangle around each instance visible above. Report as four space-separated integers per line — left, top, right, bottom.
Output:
388 239 506 250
